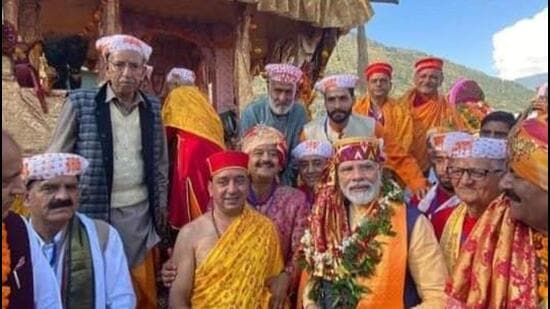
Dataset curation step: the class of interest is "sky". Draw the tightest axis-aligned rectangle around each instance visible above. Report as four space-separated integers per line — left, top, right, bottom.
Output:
366 0 548 80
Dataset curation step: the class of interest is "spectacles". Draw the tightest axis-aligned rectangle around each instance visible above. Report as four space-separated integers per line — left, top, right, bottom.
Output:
447 167 504 181
109 61 143 73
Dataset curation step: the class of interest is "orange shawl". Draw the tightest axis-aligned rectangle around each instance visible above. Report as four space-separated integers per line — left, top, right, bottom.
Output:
446 196 548 308
399 89 462 172
355 95 427 191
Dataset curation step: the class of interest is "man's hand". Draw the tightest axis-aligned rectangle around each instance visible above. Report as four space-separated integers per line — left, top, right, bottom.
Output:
161 248 178 288
413 187 429 201
267 272 290 309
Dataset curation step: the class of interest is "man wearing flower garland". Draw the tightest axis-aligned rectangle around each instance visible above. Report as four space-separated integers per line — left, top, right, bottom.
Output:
447 117 548 308
303 73 429 200
354 63 429 197
2 131 62 309
301 137 447 308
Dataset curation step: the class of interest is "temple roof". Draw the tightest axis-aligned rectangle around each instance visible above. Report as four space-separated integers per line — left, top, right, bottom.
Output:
234 0 381 28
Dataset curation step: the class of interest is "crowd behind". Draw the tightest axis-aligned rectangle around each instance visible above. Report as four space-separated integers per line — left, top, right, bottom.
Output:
2 34 548 309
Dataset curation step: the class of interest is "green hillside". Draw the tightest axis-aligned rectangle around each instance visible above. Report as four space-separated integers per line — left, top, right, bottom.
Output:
325 34 535 112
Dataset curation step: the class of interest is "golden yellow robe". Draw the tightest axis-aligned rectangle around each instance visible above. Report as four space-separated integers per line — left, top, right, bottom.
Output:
191 207 284 308
398 89 463 172
355 96 427 191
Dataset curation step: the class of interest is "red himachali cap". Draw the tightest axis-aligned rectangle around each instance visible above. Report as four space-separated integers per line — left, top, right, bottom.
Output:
206 151 249 177
415 57 444 73
364 62 393 80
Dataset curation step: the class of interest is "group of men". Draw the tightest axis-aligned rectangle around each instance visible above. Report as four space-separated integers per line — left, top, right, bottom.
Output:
2 32 548 309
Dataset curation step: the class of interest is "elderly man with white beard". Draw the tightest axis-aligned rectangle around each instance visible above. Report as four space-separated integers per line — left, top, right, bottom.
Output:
300 137 447 309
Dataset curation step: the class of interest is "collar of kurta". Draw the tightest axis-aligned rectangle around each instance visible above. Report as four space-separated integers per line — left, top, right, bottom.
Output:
104 83 146 108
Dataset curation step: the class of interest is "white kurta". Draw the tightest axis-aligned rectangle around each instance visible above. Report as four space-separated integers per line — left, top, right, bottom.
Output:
302 113 376 144
20 216 63 309
29 213 136 309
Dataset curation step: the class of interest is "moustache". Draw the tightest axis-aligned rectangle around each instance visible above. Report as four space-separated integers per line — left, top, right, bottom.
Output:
504 189 521 203
48 199 73 210
329 109 350 116
255 161 275 168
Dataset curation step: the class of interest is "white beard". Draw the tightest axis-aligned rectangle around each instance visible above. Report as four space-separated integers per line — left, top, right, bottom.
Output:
268 98 294 115
340 176 382 205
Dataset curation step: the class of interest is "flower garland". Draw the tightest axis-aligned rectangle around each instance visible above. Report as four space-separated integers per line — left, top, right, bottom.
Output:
299 179 403 308
457 101 492 133
2 223 11 309
533 232 548 304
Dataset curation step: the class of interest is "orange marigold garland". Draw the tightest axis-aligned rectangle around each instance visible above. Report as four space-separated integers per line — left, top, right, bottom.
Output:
2 223 11 309
533 232 548 304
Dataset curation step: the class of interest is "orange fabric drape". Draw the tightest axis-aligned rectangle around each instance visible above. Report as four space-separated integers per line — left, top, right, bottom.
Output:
399 89 462 172
131 249 158 309
356 204 408 309
355 96 428 191
446 197 547 308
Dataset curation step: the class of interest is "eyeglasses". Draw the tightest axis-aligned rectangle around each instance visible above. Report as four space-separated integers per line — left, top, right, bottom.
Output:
109 61 143 73
447 167 504 181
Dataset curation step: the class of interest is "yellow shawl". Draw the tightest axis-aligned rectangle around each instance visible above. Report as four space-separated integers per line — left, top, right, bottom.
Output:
191 207 284 308
162 85 224 147
440 203 468 273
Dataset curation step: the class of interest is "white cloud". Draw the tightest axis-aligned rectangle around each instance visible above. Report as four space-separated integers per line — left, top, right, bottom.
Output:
493 7 548 80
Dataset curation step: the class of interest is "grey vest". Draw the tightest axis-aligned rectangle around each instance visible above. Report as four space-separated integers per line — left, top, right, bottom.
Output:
69 84 163 226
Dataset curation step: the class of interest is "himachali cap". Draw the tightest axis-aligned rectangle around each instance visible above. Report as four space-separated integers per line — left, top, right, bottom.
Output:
166 67 196 85
292 140 333 160
242 125 288 166
430 131 474 155
364 62 393 80
508 118 548 191
334 137 385 164
23 153 89 183
315 74 359 94
95 34 153 61
265 63 303 84
415 57 444 73
206 151 249 177
450 137 507 160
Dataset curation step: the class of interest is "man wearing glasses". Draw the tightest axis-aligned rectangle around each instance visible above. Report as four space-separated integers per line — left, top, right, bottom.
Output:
431 136 507 273
47 34 169 308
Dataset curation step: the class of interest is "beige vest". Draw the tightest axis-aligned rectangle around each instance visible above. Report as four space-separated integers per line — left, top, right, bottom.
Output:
109 104 148 207
303 113 376 144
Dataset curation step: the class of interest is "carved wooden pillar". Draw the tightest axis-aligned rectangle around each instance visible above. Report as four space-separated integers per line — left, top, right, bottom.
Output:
100 0 121 36
234 5 254 111
18 0 40 43
97 0 121 83
357 24 368 94
3 0 19 30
